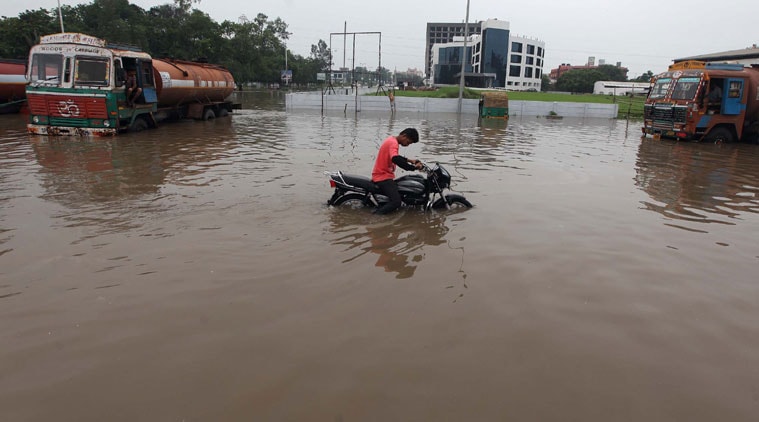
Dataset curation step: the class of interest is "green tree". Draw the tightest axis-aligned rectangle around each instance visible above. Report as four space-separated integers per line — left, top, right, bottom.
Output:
541 74 552 92
595 64 628 81
309 39 330 70
632 70 654 82
0 9 58 59
0 1 325 86
216 13 289 83
556 69 603 93
65 0 149 46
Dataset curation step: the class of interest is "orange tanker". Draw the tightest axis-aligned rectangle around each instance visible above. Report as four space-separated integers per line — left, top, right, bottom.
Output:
152 58 235 108
0 59 26 113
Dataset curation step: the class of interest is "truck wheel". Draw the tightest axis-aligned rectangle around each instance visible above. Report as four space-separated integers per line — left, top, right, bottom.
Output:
704 127 734 143
218 108 229 117
130 117 150 132
203 109 216 120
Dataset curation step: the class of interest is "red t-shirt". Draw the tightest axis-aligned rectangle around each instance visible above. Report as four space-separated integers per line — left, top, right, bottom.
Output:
372 136 399 182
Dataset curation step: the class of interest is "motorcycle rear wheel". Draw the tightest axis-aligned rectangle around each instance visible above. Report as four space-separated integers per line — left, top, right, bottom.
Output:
432 194 473 209
331 193 375 209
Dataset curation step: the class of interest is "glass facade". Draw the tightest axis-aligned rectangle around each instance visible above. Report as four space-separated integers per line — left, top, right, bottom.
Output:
481 27 509 87
433 45 473 85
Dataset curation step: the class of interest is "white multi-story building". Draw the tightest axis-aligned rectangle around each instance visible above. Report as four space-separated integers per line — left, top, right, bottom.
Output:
428 19 545 90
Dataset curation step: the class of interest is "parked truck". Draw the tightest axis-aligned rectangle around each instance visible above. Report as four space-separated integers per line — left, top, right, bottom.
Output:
642 61 759 143
0 58 26 114
25 33 237 136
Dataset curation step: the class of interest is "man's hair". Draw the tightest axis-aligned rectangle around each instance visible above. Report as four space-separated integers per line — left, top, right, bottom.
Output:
400 128 419 143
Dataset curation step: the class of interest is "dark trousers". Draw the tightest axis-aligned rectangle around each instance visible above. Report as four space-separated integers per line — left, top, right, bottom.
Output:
375 179 402 214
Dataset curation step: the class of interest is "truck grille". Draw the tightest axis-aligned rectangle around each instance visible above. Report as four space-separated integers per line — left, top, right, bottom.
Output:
644 103 687 128
27 93 108 119
48 117 91 127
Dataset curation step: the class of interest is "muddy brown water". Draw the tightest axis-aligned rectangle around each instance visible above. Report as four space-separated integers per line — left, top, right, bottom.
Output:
1 91 758 421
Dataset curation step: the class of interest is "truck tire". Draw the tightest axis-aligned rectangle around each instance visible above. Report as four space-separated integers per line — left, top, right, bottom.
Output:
218 108 229 117
704 127 734 143
130 116 150 132
203 108 216 121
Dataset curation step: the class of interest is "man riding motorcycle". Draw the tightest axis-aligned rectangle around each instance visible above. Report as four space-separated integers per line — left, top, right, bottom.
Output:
372 128 423 214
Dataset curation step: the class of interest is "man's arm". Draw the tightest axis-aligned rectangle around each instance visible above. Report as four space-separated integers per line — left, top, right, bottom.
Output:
392 155 418 171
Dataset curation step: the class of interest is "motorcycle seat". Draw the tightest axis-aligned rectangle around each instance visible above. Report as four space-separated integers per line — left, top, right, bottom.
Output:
341 174 379 191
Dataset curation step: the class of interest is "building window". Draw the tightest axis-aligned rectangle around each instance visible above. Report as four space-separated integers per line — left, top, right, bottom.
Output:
525 67 533 78
527 45 535 55
526 57 534 65
510 55 522 63
538 47 543 57
509 65 521 77
512 42 523 53
536 69 541 78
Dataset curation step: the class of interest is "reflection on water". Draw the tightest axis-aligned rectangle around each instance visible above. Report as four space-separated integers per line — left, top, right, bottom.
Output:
327 207 467 280
31 138 164 200
635 138 759 228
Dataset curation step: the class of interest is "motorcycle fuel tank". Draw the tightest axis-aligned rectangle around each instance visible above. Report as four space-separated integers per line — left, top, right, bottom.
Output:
397 175 426 195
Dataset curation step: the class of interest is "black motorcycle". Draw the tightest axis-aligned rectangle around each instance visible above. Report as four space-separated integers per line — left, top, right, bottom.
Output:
325 162 472 210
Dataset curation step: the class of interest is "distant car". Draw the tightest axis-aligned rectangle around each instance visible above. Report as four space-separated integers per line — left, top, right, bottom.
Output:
526 88 538 92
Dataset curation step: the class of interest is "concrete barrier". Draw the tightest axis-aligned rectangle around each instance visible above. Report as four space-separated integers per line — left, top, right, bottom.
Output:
285 92 619 119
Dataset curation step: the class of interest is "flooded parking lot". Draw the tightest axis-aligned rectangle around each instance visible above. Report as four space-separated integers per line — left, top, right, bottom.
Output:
1 90 759 421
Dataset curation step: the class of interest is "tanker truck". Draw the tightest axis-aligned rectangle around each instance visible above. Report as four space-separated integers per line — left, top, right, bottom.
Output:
25 33 238 136
0 58 27 114
642 61 759 143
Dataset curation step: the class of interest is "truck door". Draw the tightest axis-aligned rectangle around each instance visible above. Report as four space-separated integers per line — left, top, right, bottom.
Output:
137 59 157 104
723 78 744 115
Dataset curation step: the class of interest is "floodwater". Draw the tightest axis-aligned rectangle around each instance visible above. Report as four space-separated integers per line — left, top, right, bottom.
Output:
1 90 759 421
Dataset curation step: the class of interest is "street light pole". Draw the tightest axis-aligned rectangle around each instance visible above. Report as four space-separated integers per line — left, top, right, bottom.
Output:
457 0 470 113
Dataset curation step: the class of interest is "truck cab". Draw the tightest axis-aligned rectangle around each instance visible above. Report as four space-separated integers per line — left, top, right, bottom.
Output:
643 61 759 143
26 33 157 135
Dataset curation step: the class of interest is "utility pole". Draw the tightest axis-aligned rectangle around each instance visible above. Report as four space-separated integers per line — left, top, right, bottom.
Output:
457 0 471 114
343 21 347 70
57 0 65 32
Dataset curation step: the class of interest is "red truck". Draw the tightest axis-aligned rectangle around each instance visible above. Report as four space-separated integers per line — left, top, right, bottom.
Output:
643 61 759 143
25 33 237 136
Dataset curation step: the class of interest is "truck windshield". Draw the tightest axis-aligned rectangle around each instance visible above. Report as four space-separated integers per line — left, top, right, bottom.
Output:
649 78 671 99
29 53 63 85
671 77 701 100
75 57 109 86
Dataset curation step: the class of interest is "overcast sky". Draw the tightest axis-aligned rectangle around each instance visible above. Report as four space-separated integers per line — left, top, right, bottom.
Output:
4 0 757 78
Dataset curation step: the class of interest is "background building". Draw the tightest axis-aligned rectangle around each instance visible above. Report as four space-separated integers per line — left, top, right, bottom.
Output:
428 19 545 90
425 21 482 80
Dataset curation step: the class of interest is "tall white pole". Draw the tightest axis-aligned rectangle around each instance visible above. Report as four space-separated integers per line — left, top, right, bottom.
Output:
457 0 470 114
57 0 65 32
